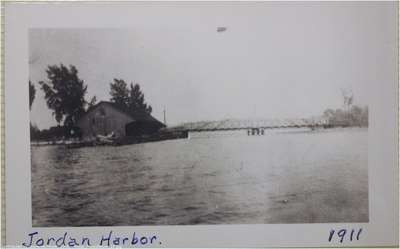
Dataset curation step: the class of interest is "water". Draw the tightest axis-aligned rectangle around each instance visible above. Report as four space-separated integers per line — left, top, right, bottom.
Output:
31 128 368 226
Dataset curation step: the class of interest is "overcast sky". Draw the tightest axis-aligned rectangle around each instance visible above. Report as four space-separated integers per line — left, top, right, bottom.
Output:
29 2 396 129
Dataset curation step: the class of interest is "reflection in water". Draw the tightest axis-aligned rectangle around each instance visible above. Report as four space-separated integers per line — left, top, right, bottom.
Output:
32 128 368 226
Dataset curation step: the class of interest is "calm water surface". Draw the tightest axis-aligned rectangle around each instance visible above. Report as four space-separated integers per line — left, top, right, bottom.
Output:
31 128 368 226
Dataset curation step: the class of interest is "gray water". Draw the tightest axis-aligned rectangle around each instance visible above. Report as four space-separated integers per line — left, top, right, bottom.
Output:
31 128 368 226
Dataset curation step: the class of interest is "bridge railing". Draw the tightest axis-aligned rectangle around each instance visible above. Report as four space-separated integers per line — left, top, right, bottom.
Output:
167 117 330 132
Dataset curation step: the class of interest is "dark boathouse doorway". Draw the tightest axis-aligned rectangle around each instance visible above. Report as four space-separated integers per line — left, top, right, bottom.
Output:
125 120 164 137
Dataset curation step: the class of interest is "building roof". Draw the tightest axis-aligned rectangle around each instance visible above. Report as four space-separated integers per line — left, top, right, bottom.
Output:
80 101 165 126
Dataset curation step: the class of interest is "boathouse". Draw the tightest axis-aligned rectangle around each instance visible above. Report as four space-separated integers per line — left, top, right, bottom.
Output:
76 101 165 139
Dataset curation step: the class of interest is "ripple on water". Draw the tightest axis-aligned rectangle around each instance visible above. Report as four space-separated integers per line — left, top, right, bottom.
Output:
31 129 368 226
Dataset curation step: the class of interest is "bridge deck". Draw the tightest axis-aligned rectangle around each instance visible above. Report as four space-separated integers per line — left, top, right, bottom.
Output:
169 118 328 132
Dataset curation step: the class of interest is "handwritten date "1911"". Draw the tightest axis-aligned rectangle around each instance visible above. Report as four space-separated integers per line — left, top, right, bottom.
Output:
328 228 362 243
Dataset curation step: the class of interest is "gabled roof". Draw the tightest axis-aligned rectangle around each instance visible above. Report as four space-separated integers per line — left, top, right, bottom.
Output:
80 101 165 126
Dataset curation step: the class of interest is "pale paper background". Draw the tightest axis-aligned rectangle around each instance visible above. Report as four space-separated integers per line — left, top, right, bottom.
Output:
4 2 399 247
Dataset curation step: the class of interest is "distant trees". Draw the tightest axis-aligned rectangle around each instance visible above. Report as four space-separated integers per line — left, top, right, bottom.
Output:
39 64 88 127
323 106 368 127
109 78 152 115
323 90 368 127
29 80 36 110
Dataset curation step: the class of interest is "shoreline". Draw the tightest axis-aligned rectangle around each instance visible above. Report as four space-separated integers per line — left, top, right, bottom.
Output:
30 126 368 148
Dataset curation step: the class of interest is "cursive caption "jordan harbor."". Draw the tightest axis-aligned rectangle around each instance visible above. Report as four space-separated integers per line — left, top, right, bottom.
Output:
22 231 161 247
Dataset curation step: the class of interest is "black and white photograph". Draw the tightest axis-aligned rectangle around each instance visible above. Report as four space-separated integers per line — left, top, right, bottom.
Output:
27 3 378 227
3 0 399 247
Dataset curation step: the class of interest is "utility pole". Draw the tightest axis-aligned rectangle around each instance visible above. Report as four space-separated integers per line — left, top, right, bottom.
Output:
163 106 167 126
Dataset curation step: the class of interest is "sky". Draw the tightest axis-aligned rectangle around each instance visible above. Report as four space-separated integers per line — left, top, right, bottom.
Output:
29 2 396 129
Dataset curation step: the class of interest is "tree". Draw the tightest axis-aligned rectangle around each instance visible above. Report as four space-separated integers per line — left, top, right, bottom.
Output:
322 90 368 127
349 105 363 126
30 123 40 141
109 79 152 115
128 83 152 115
341 88 354 110
29 80 36 110
323 109 335 119
87 95 97 109
341 88 354 124
109 79 129 109
39 64 87 127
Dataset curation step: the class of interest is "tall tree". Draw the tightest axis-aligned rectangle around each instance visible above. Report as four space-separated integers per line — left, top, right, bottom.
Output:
29 80 36 110
39 64 87 127
128 83 152 115
341 89 353 113
109 79 129 109
109 79 152 115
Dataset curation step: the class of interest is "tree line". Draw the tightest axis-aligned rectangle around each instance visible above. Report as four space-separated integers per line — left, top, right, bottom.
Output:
322 89 368 127
323 105 368 127
29 64 368 141
30 64 152 141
